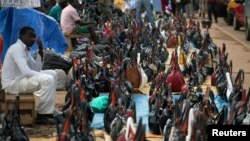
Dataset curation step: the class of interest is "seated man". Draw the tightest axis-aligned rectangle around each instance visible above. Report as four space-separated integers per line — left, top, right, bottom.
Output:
49 0 68 23
61 0 98 44
1 26 57 124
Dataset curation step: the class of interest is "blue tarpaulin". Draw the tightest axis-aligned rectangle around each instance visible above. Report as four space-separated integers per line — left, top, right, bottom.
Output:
0 7 67 62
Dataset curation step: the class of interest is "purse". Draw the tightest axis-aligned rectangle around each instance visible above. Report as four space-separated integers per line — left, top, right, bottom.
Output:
9 96 29 141
11 118 29 141
104 106 119 134
126 63 142 89
0 113 9 140
235 88 250 125
165 50 186 92
167 32 178 48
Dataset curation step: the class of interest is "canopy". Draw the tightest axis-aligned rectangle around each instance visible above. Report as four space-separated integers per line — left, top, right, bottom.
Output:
0 0 41 8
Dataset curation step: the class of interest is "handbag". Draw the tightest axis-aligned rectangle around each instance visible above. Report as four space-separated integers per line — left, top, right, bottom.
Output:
126 63 142 89
235 88 250 125
165 50 186 92
104 106 119 134
9 96 29 141
167 32 178 48
95 68 113 92
11 118 29 141
0 113 9 141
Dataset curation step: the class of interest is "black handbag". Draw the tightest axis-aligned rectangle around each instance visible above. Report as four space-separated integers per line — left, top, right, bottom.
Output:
11 118 29 141
42 49 72 74
104 106 119 134
95 68 113 92
8 96 29 141
134 117 146 141
0 113 9 141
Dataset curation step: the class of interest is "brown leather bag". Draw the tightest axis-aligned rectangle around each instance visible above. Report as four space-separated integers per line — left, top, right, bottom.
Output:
126 64 142 89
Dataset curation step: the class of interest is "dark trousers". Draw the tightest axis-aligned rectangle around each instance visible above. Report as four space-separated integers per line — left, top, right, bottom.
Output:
207 3 218 22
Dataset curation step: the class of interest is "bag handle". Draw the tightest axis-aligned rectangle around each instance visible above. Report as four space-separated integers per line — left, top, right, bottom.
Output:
170 49 181 71
9 95 22 129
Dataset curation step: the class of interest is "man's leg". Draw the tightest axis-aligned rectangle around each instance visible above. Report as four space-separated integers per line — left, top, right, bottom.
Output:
213 4 218 23
144 0 155 27
207 4 212 21
17 72 57 114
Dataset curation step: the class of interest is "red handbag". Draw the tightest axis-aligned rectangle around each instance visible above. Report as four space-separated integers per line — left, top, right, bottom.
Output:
165 50 186 92
167 32 178 48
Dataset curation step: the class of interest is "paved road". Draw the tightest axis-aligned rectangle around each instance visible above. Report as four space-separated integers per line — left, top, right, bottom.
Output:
202 17 250 89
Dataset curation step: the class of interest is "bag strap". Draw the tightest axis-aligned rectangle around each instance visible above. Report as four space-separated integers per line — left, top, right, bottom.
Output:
8 94 21 124
170 49 181 71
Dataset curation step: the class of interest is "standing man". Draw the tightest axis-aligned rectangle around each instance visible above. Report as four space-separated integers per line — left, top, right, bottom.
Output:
1 26 57 124
207 0 218 23
136 0 155 27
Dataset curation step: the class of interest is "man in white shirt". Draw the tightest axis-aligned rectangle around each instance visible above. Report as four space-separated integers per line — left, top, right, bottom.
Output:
1 26 57 124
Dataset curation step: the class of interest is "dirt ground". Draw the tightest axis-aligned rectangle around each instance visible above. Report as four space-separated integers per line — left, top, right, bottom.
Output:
27 91 66 139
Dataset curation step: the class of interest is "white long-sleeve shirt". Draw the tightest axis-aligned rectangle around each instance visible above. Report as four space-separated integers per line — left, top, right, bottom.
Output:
1 39 43 89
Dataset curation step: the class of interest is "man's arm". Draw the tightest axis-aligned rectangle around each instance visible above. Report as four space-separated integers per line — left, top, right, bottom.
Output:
27 38 44 72
27 53 43 72
75 19 86 26
12 46 40 77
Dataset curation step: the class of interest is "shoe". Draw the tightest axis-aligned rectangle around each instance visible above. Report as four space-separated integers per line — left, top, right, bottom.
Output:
38 110 60 119
36 114 56 125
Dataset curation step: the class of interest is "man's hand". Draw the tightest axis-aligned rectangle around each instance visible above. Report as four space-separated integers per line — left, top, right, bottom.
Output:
36 38 44 60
